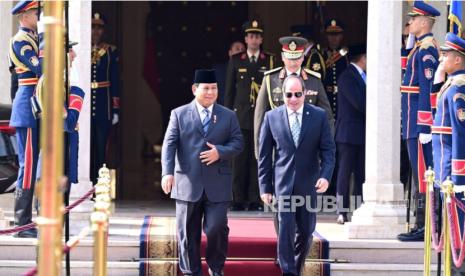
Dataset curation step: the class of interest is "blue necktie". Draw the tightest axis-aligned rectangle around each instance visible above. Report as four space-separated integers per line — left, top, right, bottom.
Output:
361 71 367 83
202 108 210 134
290 112 300 147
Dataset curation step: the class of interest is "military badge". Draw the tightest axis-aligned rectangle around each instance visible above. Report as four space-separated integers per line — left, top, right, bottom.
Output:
424 68 433 80
272 87 282 94
29 56 39 67
306 90 318 96
457 108 465 122
453 93 465 102
289 41 297 51
238 68 247 73
312 63 321 71
252 21 258 28
422 54 437 63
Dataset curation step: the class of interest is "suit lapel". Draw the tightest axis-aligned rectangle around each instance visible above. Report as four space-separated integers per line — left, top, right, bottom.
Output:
297 105 312 147
190 101 204 135
280 107 295 147
351 64 366 91
205 104 219 137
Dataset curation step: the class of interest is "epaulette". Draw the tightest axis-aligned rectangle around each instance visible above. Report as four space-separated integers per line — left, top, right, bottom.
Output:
420 36 436 50
452 74 465 87
264 67 282 75
303 68 321 79
263 51 275 56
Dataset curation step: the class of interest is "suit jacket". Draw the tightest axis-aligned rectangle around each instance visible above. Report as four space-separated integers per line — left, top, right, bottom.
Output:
258 104 335 200
161 101 243 202
335 64 367 145
224 51 274 130
254 67 334 158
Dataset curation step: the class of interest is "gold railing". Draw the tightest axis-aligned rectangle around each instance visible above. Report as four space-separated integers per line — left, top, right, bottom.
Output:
424 167 465 276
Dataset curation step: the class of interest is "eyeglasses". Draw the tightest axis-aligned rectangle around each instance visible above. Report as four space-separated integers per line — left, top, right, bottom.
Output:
284 92 303 98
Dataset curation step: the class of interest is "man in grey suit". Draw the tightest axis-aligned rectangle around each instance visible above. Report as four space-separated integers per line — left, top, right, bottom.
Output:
258 75 335 276
161 69 243 276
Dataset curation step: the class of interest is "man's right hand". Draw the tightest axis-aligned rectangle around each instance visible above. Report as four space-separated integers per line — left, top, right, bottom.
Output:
161 175 175 194
260 193 273 205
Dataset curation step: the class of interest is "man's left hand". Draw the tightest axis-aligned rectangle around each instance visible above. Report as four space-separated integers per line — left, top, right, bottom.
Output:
315 178 329 193
199 142 219 165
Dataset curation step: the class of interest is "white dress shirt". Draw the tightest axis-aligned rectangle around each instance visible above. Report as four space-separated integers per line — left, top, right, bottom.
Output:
247 49 260 62
286 67 302 77
286 105 304 128
195 100 213 122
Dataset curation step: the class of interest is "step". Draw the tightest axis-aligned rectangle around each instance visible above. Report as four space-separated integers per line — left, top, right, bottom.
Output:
331 263 442 276
0 260 138 276
329 239 439 264
0 237 139 262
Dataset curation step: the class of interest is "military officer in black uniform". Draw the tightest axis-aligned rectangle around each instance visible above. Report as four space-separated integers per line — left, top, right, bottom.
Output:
225 20 274 211
291 24 326 80
322 19 349 120
90 12 120 185
254 36 334 159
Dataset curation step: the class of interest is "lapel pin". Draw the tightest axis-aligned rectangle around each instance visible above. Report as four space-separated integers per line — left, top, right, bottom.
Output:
306 111 309 115
213 115 217 123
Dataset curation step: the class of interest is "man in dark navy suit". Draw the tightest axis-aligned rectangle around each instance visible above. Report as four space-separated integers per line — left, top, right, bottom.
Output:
161 69 243 276
258 75 335 276
334 44 367 224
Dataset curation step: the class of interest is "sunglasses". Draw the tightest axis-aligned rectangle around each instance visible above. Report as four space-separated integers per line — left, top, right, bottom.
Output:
284 92 303 98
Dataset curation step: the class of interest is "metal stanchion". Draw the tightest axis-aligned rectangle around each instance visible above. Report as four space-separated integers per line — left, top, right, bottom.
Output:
37 1 65 276
92 165 112 276
442 178 454 276
424 168 435 276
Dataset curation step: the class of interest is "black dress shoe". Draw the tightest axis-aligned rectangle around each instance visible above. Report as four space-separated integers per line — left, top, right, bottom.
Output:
14 228 37 238
230 203 245 211
397 227 422 237
248 202 264 211
397 227 424 242
208 268 224 276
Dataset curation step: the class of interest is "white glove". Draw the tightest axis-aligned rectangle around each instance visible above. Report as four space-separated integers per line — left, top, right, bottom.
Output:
434 61 446 84
112 114 119 125
69 66 80 87
419 133 432 144
406 33 415 50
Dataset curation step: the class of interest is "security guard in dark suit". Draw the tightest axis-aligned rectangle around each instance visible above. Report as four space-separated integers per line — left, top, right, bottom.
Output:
322 19 349 120
225 20 274 211
9 0 41 238
290 24 326 80
254 36 334 159
90 12 120 185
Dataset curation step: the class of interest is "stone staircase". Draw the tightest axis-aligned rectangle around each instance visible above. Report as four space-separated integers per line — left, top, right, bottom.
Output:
0 193 441 275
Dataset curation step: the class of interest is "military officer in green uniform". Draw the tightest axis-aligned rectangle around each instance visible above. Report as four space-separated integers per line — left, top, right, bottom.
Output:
225 20 274 211
254 36 334 159
291 24 326 80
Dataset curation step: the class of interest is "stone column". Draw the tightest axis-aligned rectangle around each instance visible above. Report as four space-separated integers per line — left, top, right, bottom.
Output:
69 0 93 211
346 0 406 239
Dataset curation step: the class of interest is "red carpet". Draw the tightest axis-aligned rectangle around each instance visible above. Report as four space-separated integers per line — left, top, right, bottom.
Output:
139 216 330 276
